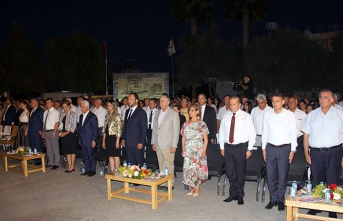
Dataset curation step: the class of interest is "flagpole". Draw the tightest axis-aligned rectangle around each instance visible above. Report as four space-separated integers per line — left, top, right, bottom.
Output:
105 36 108 96
172 52 174 98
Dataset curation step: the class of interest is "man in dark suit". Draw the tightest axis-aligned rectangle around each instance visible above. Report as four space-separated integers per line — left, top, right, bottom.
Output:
121 93 147 166
198 93 217 144
14 100 22 125
78 100 98 177
28 98 44 165
2 98 16 126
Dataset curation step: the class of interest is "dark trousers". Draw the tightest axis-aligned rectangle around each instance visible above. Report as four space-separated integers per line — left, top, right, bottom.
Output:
82 145 96 173
126 145 144 166
146 129 157 162
266 143 291 203
224 142 248 198
29 132 43 163
297 136 304 149
310 146 343 186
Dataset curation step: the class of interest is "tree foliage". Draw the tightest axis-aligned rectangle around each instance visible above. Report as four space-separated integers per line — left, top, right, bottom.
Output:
44 30 105 94
0 22 53 95
245 27 329 93
223 0 268 45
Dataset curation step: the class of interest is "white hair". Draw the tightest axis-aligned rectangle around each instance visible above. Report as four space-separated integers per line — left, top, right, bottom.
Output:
256 94 266 101
80 100 89 107
65 97 72 103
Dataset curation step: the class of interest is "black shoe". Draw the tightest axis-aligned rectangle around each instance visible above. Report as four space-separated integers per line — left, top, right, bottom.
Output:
237 197 244 205
51 165 59 170
329 212 337 218
65 170 73 173
80 172 90 176
223 196 238 202
46 164 51 168
278 202 285 211
87 172 96 177
265 202 277 209
164 186 174 191
33 162 42 165
157 186 166 190
307 210 321 215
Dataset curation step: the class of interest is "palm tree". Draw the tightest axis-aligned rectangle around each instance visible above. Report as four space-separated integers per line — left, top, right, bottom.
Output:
223 0 268 45
170 0 214 98
171 0 213 36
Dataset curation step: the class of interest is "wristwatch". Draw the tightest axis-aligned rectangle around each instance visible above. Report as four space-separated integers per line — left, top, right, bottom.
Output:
52 132 56 135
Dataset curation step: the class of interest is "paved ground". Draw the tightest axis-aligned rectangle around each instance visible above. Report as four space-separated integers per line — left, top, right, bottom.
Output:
1 149 342 221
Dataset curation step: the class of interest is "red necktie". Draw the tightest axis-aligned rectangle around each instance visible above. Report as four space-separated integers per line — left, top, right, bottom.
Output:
229 113 236 143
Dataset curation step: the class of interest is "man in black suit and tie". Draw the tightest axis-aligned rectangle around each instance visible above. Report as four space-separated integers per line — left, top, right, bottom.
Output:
78 100 99 177
198 93 217 144
28 98 44 165
2 98 16 126
121 93 147 166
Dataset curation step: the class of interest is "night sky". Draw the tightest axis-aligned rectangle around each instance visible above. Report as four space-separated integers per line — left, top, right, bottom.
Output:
1 0 342 74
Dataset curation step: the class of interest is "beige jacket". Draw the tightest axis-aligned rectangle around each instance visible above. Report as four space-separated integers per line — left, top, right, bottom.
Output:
151 107 180 149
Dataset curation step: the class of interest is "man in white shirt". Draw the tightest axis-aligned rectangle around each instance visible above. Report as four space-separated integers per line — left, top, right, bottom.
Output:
76 96 85 124
250 94 272 147
120 96 129 123
302 89 343 218
92 99 108 149
217 95 230 134
219 96 256 205
42 98 60 169
262 93 297 211
143 98 150 113
332 93 343 111
288 97 307 149
146 98 158 168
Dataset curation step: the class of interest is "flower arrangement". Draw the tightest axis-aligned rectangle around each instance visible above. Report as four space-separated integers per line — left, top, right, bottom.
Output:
312 183 343 200
117 165 152 179
16 146 29 156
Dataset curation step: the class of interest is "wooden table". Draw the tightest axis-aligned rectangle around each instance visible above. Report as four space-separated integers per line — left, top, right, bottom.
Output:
285 195 343 221
3 153 45 177
105 174 173 209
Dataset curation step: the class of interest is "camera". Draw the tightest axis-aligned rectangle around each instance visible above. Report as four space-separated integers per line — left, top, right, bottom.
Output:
233 82 242 91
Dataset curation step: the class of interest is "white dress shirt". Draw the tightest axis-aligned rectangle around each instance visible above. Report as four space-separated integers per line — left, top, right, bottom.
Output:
43 107 60 130
76 105 82 123
92 106 108 128
250 105 272 135
302 106 343 148
219 109 256 151
147 108 156 129
262 108 297 151
71 104 77 113
292 108 307 138
201 104 206 120
82 111 89 126
217 105 230 121
117 107 121 115
121 105 129 120
334 104 343 111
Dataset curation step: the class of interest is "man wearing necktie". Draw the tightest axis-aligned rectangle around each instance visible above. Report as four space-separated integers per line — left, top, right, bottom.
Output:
219 96 256 205
121 93 147 166
28 98 44 165
146 98 158 168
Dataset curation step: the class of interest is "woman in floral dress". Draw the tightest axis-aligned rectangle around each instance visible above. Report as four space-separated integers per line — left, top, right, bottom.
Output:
181 104 209 196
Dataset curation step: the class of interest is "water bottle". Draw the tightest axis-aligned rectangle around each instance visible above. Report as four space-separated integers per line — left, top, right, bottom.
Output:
128 162 131 167
143 163 147 170
290 185 296 198
80 162 85 173
320 181 324 186
306 181 312 195
99 167 104 177
293 180 297 191
324 189 331 204
34 147 37 154
164 166 168 176
28 148 32 154
123 161 127 167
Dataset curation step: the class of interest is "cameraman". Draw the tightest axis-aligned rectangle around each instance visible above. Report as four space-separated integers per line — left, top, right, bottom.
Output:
240 75 255 100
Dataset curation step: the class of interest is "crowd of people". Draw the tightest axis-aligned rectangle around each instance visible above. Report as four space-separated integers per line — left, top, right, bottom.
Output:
1 85 343 218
